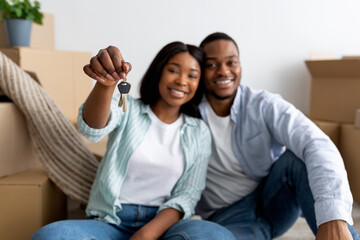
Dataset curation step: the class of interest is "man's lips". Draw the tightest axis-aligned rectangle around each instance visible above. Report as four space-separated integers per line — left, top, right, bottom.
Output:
213 78 234 88
215 79 232 84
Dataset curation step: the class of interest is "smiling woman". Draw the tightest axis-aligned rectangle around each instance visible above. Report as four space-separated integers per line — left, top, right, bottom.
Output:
30 42 237 240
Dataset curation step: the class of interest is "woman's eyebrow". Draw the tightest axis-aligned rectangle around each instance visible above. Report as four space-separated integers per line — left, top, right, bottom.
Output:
168 62 199 72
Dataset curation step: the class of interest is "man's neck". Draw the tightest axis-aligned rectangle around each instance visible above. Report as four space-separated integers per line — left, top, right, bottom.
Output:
206 94 235 117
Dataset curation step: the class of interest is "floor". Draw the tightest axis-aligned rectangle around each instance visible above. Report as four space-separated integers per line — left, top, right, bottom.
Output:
68 199 360 239
275 201 360 240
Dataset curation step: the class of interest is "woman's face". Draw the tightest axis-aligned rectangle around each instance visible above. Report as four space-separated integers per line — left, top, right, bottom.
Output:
157 52 201 109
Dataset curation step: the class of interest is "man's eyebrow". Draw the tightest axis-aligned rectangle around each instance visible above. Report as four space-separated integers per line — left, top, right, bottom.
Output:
168 62 199 72
205 55 238 60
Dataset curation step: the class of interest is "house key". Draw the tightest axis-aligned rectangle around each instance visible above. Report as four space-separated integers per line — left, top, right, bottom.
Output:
117 81 131 112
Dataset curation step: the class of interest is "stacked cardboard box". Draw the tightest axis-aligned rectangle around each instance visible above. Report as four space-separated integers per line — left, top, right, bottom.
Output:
0 103 41 178
0 13 101 239
0 48 93 124
306 58 360 202
0 167 67 240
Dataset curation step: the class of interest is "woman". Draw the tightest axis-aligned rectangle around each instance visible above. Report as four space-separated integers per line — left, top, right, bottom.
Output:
31 42 235 240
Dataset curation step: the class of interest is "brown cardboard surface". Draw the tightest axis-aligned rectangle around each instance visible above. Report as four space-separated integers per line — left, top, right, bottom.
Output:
0 47 93 123
355 109 360 129
0 167 67 240
0 103 41 178
339 124 360 202
81 136 108 162
0 13 55 49
305 59 360 123
312 120 340 148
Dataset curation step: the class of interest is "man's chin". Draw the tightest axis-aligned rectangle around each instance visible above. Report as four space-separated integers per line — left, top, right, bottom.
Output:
209 91 236 100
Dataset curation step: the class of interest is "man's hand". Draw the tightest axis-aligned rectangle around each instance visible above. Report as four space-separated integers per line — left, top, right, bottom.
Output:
316 220 352 240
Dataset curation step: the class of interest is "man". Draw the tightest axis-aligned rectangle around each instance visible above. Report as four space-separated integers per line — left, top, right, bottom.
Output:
195 32 359 239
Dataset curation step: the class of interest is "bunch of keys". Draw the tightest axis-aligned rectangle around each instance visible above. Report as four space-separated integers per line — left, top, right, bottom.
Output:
117 81 131 112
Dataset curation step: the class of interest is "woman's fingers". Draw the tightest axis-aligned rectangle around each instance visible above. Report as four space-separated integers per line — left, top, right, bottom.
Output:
95 48 117 82
84 46 132 85
83 64 114 86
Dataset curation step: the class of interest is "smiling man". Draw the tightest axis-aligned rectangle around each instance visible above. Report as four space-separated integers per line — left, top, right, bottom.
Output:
195 32 359 240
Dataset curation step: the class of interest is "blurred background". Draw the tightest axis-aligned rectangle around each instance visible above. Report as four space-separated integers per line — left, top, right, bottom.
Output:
41 0 360 114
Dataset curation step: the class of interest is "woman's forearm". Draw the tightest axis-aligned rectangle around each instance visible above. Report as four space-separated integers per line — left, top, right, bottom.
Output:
82 82 117 129
130 208 183 240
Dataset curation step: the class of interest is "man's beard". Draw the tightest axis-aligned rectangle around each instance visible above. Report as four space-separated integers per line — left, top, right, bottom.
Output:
207 89 237 100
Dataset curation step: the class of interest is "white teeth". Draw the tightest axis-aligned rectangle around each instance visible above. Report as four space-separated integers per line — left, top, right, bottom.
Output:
171 89 185 95
216 79 231 84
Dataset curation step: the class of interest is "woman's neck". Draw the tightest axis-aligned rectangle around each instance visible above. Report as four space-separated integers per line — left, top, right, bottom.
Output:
150 102 181 124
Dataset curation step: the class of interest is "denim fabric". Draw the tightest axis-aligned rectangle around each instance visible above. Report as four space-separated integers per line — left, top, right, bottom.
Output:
31 204 236 240
208 150 360 240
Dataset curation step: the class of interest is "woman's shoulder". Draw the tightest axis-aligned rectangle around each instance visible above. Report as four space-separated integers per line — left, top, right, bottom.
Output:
184 115 210 136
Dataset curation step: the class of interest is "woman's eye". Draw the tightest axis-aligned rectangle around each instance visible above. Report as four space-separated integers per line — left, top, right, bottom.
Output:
168 68 178 74
189 74 198 79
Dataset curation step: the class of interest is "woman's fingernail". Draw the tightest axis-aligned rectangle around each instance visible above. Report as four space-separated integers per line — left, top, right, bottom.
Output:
106 73 115 82
112 72 120 79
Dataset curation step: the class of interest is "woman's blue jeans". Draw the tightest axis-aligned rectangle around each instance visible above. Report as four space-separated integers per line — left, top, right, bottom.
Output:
207 150 360 239
31 204 236 240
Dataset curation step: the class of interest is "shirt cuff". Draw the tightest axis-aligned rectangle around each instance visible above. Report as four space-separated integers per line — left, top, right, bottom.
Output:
315 199 353 226
77 104 117 142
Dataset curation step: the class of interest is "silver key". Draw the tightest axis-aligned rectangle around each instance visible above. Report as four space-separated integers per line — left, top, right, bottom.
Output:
117 81 131 112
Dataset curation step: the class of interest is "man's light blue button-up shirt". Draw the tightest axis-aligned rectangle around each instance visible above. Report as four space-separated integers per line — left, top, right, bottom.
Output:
199 85 353 227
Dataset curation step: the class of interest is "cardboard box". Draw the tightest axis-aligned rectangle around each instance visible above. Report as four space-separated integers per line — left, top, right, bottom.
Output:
305 59 360 123
0 102 41 178
0 47 93 123
0 167 67 240
0 13 55 49
355 109 360 129
81 136 108 162
339 124 360 202
312 120 340 148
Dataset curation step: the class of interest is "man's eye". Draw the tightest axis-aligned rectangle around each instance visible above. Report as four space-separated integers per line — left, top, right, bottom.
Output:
205 63 216 68
228 61 238 66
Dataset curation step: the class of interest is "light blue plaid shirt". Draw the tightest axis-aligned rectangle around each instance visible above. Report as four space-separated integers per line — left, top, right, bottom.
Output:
78 95 211 225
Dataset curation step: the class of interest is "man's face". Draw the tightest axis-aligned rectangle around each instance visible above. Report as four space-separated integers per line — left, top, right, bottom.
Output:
202 40 241 100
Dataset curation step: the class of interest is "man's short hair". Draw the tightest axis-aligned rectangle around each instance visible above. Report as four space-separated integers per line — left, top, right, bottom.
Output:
200 32 239 54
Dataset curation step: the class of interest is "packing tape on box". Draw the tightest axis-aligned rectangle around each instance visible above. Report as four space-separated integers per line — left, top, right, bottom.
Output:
355 109 360 129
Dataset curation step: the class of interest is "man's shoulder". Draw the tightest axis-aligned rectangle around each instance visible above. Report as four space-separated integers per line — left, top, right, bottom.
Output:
240 85 278 100
238 85 281 107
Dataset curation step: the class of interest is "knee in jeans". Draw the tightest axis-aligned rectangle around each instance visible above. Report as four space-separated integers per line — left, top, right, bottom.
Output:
163 220 236 240
31 221 72 240
280 151 306 172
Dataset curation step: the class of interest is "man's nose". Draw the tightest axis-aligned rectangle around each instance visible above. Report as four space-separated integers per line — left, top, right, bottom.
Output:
217 63 229 75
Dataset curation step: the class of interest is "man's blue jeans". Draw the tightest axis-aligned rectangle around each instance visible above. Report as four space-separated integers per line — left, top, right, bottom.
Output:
31 204 236 240
207 150 360 239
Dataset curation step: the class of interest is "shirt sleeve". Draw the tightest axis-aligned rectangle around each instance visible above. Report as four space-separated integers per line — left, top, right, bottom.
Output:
262 94 353 226
77 95 123 142
157 121 211 219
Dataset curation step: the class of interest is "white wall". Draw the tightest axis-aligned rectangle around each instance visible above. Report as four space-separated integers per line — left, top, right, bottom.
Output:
41 0 360 114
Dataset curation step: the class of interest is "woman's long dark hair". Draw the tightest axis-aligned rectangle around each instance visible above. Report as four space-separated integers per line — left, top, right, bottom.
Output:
139 41 204 118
